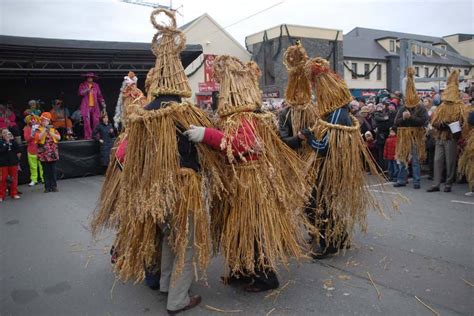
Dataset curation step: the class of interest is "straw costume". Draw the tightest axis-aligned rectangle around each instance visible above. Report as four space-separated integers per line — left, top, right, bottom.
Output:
184 55 311 292
458 109 474 192
428 70 467 192
301 57 390 257
394 67 429 189
93 9 223 314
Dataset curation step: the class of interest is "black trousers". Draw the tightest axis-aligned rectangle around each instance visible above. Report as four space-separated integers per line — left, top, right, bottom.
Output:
41 161 57 191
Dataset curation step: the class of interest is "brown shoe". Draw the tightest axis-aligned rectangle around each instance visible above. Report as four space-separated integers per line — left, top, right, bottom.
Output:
167 295 201 315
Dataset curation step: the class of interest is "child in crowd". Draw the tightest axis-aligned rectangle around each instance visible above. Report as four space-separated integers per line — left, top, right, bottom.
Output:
384 127 399 182
34 112 61 193
93 114 116 173
0 129 21 202
23 115 44 186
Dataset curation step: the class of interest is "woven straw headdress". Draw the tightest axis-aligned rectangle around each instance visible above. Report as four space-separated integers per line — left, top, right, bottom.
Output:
214 55 257 117
146 9 191 99
284 43 312 106
441 69 462 104
304 57 352 117
404 67 420 108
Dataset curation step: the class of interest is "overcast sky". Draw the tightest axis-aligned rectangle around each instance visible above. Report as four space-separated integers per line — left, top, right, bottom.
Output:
1 0 473 47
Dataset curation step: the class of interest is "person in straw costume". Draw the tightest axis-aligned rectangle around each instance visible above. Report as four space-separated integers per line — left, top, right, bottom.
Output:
92 9 224 314
427 70 467 193
277 42 324 256
184 55 311 292
299 57 392 258
458 109 474 196
393 67 429 189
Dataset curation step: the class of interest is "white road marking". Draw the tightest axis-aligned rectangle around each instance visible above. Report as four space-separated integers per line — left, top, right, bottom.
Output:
450 200 474 205
368 189 400 195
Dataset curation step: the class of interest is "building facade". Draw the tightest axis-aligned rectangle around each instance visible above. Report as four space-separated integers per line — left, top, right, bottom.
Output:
343 27 473 96
245 24 343 101
180 13 251 105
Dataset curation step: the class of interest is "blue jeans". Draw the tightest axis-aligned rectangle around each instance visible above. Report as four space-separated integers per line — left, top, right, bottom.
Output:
387 160 399 181
397 145 421 186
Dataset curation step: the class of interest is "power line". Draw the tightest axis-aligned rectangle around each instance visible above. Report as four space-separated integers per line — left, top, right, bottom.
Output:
223 1 285 29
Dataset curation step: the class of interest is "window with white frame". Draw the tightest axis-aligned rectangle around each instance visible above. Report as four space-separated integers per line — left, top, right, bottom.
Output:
443 68 448 78
416 45 421 55
364 64 370 79
424 67 429 77
465 69 470 76
415 66 420 76
427 48 432 56
376 64 382 80
389 40 395 52
351 63 357 79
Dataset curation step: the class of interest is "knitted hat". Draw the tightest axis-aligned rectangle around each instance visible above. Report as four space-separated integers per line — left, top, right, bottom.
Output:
304 57 352 117
213 55 257 116
441 69 462 103
40 112 52 121
283 43 312 106
404 67 420 108
147 9 191 98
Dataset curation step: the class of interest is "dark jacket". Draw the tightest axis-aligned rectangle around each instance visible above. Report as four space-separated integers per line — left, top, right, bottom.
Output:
93 122 116 166
305 106 352 157
0 139 20 167
146 95 200 172
394 105 428 128
278 107 303 150
468 110 474 126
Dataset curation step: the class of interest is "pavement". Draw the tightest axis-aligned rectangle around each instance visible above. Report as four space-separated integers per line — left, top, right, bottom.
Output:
0 176 473 316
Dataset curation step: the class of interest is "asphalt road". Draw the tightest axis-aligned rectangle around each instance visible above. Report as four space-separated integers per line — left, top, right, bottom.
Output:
1 176 473 316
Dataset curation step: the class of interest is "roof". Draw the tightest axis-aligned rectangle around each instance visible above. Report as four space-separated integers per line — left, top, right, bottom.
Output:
0 35 203 79
344 27 471 66
178 13 250 57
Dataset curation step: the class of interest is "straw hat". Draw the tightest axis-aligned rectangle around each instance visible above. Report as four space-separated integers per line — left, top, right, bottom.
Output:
283 43 312 106
441 69 462 104
146 9 191 99
213 55 257 116
304 57 352 117
404 67 420 108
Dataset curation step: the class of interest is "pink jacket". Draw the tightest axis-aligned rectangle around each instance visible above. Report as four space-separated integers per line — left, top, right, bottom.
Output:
78 81 105 111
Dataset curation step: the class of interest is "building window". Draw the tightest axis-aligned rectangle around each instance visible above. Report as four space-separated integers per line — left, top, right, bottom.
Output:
376 64 382 80
443 68 448 77
389 40 395 52
364 64 370 79
440 45 447 56
427 48 432 56
416 45 421 55
351 63 357 79
424 67 429 77
465 69 469 76
433 68 438 77
415 67 420 76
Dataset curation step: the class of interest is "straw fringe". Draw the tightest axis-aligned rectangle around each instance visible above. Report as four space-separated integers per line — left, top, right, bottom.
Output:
395 127 426 164
90 135 125 237
458 129 474 190
213 111 312 275
309 115 393 249
109 99 223 282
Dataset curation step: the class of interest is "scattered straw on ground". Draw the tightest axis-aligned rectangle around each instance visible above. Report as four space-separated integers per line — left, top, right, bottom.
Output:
414 296 440 316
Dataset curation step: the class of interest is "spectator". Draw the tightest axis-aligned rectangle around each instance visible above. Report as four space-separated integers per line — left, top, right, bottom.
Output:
24 100 42 117
0 129 21 202
0 104 20 144
23 115 44 186
50 98 73 140
34 112 61 193
431 85 441 106
373 103 391 169
71 109 83 138
423 97 436 118
384 127 399 182
93 114 116 172
358 106 374 135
